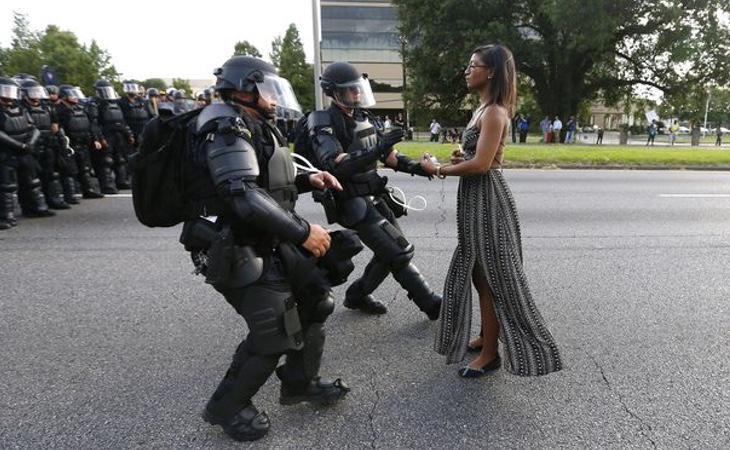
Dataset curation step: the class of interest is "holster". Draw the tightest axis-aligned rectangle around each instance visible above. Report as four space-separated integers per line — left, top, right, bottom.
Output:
187 222 263 288
312 189 338 225
382 188 407 218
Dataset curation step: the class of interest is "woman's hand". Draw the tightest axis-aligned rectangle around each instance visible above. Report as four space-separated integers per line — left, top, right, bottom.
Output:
420 153 439 176
450 148 465 165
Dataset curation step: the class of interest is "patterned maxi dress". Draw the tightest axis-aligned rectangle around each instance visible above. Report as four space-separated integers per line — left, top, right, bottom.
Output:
434 126 563 376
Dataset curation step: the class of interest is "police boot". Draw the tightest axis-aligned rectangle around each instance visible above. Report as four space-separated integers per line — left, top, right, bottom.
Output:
203 340 278 442
62 177 80 204
0 191 16 230
19 185 55 217
392 262 442 320
276 323 350 406
344 259 390 315
115 163 130 190
81 171 104 199
100 165 118 195
45 174 70 210
202 403 270 442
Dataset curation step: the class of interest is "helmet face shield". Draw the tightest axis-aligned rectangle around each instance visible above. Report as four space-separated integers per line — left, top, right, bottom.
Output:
332 76 375 108
123 83 140 94
255 74 301 113
0 84 20 100
23 86 48 100
97 86 119 100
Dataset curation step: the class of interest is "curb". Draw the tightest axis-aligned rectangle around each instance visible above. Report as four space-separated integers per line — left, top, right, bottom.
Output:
503 164 730 171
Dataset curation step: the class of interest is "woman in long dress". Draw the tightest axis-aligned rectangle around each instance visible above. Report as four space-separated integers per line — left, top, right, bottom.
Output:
420 44 563 378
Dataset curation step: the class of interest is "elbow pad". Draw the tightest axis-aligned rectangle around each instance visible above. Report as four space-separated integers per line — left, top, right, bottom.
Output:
206 127 260 189
27 128 41 149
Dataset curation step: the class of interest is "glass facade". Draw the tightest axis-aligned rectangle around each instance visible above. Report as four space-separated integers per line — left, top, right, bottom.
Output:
320 1 404 110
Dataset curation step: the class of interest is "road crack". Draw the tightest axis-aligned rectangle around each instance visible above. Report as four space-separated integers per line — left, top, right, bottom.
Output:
367 367 381 449
586 351 657 449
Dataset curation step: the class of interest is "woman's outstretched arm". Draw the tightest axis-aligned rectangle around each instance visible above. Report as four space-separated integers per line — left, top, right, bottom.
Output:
423 106 508 177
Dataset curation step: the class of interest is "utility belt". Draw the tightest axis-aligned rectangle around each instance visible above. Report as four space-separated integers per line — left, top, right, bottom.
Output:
334 170 388 201
313 171 387 225
180 217 364 293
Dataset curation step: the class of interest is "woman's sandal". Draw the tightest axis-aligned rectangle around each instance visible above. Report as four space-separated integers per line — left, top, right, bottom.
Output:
458 354 502 378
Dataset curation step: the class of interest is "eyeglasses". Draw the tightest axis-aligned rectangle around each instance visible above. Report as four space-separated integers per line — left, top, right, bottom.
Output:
465 63 488 71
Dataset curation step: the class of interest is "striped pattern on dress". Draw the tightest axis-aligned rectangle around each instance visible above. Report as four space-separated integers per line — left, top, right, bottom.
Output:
435 126 563 376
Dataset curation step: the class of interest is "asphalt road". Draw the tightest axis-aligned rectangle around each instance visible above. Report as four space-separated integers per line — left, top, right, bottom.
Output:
1 170 728 449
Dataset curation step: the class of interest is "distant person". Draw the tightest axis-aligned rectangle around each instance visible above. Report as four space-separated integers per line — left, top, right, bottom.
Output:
565 116 577 143
518 115 529 143
539 116 550 143
394 113 404 128
596 127 604 145
552 116 562 143
383 115 392 129
669 120 679 145
429 119 441 142
716 125 723 146
646 121 657 146
511 112 521 143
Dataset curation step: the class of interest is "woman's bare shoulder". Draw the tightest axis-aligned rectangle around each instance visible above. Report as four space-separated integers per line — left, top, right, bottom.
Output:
480 105 510 126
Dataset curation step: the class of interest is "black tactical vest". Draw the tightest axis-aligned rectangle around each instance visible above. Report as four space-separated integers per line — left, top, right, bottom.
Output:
262 124 298 212
64 104 92 137
25 104 53 137
0 105 35 144
98 101 126 131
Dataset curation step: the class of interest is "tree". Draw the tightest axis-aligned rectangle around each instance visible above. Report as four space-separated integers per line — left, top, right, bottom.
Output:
270 24 314 111
172 78 192 95
0 12 121 94
393 0 730 124
233 40 262 58
143 78 168 90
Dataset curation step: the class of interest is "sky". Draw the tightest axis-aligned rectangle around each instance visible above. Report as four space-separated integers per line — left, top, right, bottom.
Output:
1 0 316 81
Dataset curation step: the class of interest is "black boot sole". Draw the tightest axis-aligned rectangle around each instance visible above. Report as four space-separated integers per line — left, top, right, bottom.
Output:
279 389 348 406
201 410 269 442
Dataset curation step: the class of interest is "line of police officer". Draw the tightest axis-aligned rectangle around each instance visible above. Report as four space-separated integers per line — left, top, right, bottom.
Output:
0 76 156 229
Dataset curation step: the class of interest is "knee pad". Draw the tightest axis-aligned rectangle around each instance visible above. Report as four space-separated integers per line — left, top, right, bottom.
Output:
0 166 18 192
312 292 335 323
233 286 303 355
390 245 414 271
356 214 414 270
103 155 114 167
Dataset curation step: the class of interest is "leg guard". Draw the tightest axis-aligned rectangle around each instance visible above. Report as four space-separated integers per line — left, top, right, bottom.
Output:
344 256 390 314
114 161 130 190
392 262 442 320
62 177 80 204
76 148 103 198
91 150 117 194
0 164 17 229
276 322 326 387
44 173 70 210
205 339 280 420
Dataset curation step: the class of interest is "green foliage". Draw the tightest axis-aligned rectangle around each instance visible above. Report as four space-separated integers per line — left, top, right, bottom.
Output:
233 40 262 58
270 24 314 112
0 12 120 94
142 78 168 90
172 78 193 95
661 87 730 125
393 0 730 125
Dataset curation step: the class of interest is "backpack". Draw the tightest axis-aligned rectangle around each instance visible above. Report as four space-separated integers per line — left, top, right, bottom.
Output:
129 108 202 227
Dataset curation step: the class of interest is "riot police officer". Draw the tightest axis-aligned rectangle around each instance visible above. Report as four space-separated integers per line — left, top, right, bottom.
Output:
0 77 53 229
56 85 104 199
308 62 441 319
89 79 133 192
19 79 69 210
44 85 79 204
119 80 154 144
172 56 351 441
145 88 160 117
